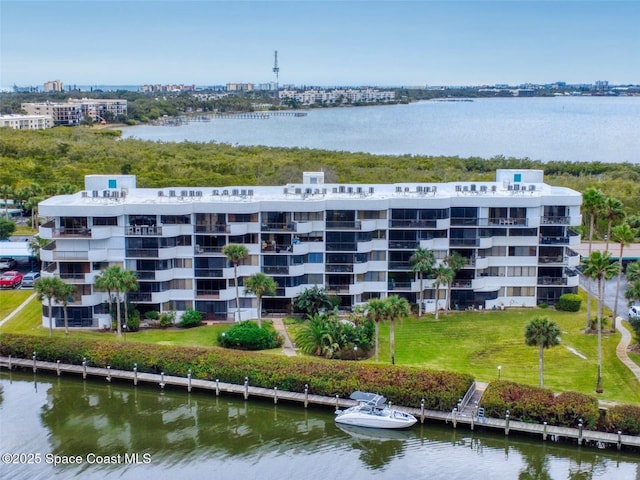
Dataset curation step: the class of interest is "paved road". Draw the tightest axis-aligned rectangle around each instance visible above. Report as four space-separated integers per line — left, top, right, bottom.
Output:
580 274 630 320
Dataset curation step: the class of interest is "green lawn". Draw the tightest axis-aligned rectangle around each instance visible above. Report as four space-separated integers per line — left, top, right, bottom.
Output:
0 290 36 321
2 291 639 404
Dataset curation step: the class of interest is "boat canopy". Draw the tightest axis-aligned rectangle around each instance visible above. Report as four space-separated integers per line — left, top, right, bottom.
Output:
349 391 386 407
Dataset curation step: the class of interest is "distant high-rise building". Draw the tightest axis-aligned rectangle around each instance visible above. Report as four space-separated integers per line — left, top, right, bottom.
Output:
43 80 64 92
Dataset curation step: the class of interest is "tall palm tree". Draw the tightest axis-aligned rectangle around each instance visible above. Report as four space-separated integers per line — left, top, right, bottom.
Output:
611 223 638 329
36 276 64 336
602 196 624 251
243 272 277 327
524 316 561 387
385 295 410 365
444 252 466 315
409 247 435 317
54 282 76 335
581 250 619 393
582 187 605 330
625 280 640 307
95 265 124 336
432 264 453 320
27 235 50 270
222 244 249 322
0 184 13 220
365 297 388 362
627 261 640 284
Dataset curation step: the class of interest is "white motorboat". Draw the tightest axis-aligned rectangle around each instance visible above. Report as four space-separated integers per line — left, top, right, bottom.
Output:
335 391 417 429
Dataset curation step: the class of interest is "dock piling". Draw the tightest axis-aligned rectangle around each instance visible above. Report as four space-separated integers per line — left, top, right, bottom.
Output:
452 408 457 428
617 431 622 451
82 357 87 379
304 384 309 408
244 377 249 400
32 351 37 373
133 363 138 386
274 387 278 404
215 379 219 396
8 355 11 369
420 399 425 424
543 422 548 441
160 371 165 389
107 365 111 382
187 369 192 392
56 360 60 376
505 410 510 436
578 419 583 445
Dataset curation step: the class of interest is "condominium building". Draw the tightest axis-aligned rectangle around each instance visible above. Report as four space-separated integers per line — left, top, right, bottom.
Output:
279 88 396 105
38 170 582 329
21 98 127 125
0 114 53 130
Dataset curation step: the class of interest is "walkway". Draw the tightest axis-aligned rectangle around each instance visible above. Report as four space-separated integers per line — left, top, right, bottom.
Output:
271 317 297 357
615 319 640 383
0 292 37 328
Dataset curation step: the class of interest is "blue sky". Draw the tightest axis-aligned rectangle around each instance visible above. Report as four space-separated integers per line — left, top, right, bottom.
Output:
1 1 639 88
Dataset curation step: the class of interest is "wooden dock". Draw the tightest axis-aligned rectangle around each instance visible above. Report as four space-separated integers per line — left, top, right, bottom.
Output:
1 355 638 451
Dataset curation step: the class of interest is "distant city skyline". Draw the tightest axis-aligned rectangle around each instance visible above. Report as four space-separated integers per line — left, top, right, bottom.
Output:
1 1 639 88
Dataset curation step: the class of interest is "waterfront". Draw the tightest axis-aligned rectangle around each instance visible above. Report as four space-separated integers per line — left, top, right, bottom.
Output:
121 96 640 164
1 371 638 480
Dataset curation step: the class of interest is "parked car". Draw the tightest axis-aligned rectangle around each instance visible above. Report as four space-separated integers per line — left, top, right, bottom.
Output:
21 271 41 288
0 270 24 289
0 258 17 270
630 306 640 320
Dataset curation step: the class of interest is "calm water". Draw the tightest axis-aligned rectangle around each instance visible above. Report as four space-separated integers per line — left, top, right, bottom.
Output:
1 371 638 480
120 97 640 164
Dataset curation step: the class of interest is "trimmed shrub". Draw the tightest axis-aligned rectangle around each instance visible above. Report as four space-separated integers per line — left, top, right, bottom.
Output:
218 321 282 350
126 315 140 333
0 333 473 410
179 309 202 329
159 311 176 328
555 293 582 312
603 404 640 435
144 311 159 321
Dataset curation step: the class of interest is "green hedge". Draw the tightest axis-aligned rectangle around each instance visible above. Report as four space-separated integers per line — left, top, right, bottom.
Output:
481 381 614 432
0 333 472 411
555 293 582 312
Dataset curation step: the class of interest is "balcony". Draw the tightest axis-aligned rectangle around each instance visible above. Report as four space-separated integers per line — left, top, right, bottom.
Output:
326 220 361 230
195 224 229 233
389 219 436 229
388 240 418 250
126 225 162 236
261 222 297 232
450 238 480 247
452 280 473 288
53 227 92 237
541 216 570 225
540 236 570 245
487 217 528 227
195 289 220 299
326 264 353 273
388 281 411 291
538 276 568 286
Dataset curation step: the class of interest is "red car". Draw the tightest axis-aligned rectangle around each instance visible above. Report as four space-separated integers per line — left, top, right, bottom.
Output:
0 271 23 289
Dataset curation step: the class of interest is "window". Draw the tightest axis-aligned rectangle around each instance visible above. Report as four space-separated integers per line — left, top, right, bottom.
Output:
308 253 323 263
508 266 537 276
509 246 537 256
507 286 534 296
161 214 191 224
93 216 118 226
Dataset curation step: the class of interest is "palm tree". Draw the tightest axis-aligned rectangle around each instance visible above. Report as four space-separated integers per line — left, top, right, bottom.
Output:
36 276 64 336
365 298 388 362
602 196 624 251
524 316 561 387
243 272 277 327
95 266 124 336
222 244 249 322
120 269 139 330
409 247 435 317
611 223 638 329
27 235 50 270
294 314 330 356
581 250 619 393
385 295 410 365
54 282 76 335
444 252 466 315
0 184 13 220
582 187 605 330
432 264 454 320
625 280 640 307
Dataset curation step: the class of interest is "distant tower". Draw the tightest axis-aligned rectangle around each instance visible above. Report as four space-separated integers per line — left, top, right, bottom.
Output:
272 50 280 91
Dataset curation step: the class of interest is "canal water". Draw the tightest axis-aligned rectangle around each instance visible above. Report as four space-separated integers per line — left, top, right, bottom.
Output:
0 370 638 480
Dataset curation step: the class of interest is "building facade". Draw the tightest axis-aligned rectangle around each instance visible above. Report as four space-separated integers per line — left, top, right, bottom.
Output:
0 114 53 130
38 170 582 328
21 98 127 125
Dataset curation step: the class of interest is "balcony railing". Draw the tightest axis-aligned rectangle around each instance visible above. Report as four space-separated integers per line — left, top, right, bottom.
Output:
128 292 153 302
126 225 163 236
263 266 289 275
326 264 354 273
539 256 565 264
537 277 568 286
326 220 361 230
326 284 350 293
540 236 570 245
195 245 224 254
388 281 411 290
452 280 473 288
449 238 480 247
389 241 418 250
541 216 570 225
389 219 437 228
196 289 221 299
195 269 224 278
487 217 528 226
126 248 159 258
195 224 229 233
59 272 86 280
53 227 91 237
261 222 297 232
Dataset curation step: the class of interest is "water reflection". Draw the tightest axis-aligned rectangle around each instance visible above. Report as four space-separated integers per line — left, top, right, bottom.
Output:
1 370 638 480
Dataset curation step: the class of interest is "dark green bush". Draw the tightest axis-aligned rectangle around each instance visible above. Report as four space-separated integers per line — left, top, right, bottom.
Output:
218 321 282 350
159 311 175 328
555 293 582 312
602 404 640 435
179 309 202 328
126 315 140 333
481 381 601 429
144 310 159 321
0 333 472 410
